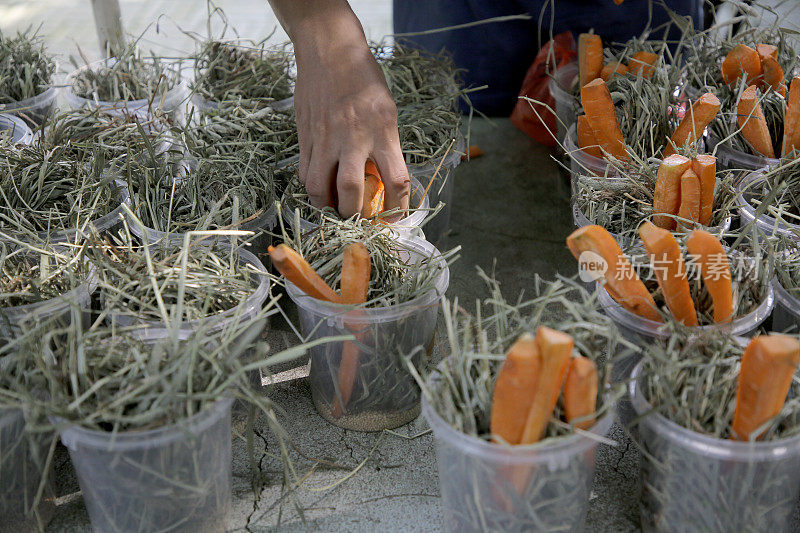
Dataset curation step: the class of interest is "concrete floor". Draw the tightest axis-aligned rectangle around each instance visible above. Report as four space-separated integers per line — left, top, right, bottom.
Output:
44 118 644 532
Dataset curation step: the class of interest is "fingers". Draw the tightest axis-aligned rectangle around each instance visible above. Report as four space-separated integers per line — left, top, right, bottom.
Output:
372 146 410 216
336 151 367 218
304 146 337 209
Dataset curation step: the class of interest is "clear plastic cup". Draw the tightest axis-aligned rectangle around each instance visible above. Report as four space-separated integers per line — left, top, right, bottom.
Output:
0 408 55 532
64 59 186 120
549 62 579 147
406 132 465 247
0 87 58 128
190 93 293 115
737 170 800 239
57 397 233 533
629 361 800 532
105 245 272 336
771 277 800 333
0 113 34 146
286 236 449 431
565 123 622 183
423 364 613 533
0 262 97 336
281 176 431 239
708 134 778 171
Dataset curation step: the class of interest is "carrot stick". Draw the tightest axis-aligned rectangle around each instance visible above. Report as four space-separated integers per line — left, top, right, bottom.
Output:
733 335 800 441
692 154 717 226
577 115 602 158
563 356 598 430
490 333 541 445
362 161 385 218
781 77 800 158
721 44 763 85
268 244 342 303
567 225 661 322
628 51 658 79
638 221 698 326
652 154 693 230
600 61 629 82
580 78 628 160
737 85 775 158
578 33 603 89
761 57 785 95
462 145 484 160
331 242 371 417
756 43 778 62
664 92 721 157
677 168 701 229
519 327 574 444
686 229 733 323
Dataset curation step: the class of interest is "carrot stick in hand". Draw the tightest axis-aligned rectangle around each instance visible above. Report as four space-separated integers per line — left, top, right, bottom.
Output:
567 225 660 321
563 356 598 430
363 161 385 218
638 221 698 326
733 335 800 441
519 327 574 444
653 154 693 230
686 230 733 323
578 33 603 89
664 92 720 156
737 85 775 158
268 244 342 303
692 154 717 226
580 78 628 160
490 333 541 445
331 242 371 417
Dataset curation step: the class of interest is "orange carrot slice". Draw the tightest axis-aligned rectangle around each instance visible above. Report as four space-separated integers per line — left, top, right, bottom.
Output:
686 230 733 323
577 114 602 158
490 333 541 445
331 242 371 417
580 78 628 160
628 51 658 79
721 44 763 85
733 335 800 441
692 154 717 226
268 244 342 303
566 225 660 321
664 92 721 157
578 33 603 89
761 57 785 95
653 154 693 230
756 43 778 62
737 85 775 158
563 356 598 430
638 221 698 326
677 168 701 229
363 161 385 218
600 61 629 82
782 77 800 158
519 327 574 444
462 145 484 160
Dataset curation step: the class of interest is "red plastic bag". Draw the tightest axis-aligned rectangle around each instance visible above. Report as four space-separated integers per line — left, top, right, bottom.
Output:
511 32 577 147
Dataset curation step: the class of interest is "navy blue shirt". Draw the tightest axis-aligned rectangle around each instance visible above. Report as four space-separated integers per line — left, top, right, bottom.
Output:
393 0 703 115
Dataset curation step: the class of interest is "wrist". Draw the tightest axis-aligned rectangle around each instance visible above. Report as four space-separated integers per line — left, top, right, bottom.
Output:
291 7 368 65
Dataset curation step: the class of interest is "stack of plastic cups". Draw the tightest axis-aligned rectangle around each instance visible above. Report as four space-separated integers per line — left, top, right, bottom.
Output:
708 135 779 172
286 236 449 431
406 133 465 247
0 87 58 128
56 395 233 532
423 363 613 532
549 62 580 150
630 361 800 531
